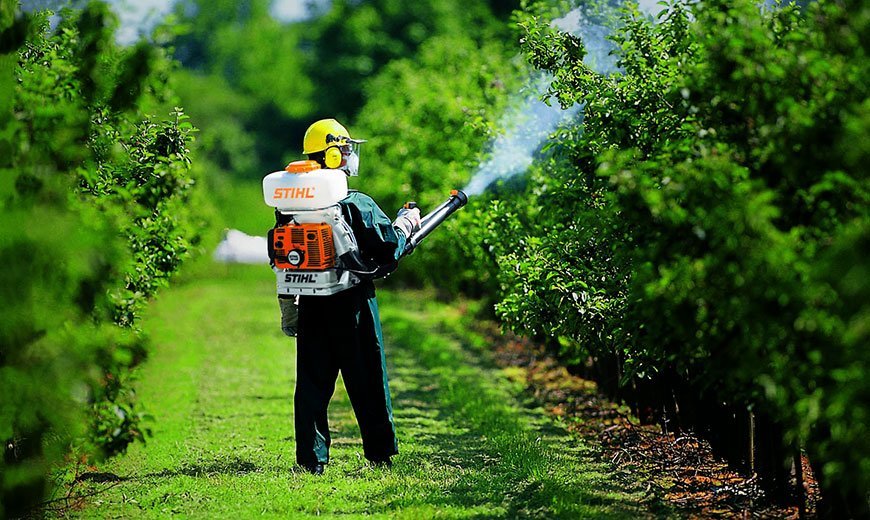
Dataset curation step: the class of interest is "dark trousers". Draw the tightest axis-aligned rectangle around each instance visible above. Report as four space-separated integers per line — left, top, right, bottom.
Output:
294 284 398 465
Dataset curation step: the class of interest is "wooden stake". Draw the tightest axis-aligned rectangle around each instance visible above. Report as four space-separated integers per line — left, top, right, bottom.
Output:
795 448 806 519
749 409 755 511
749 410 755 474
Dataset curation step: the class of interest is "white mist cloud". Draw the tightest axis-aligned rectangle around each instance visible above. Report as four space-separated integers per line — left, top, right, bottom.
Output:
214 230 269 264
463 75 582 196
550 7 620 74
463 7 620 196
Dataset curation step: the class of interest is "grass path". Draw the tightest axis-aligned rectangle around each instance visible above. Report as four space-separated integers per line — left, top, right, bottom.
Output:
66 263 660 518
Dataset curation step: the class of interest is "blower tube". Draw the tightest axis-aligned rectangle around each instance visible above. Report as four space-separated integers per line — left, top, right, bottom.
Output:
402 189 468 257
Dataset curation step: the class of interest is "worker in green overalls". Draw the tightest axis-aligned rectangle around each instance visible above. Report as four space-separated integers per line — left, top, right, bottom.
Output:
278 119 421 475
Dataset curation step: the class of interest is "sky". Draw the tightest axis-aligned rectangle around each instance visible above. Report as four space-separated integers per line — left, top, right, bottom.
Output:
19 0 316 44
637 0 666 15
20 0 668 45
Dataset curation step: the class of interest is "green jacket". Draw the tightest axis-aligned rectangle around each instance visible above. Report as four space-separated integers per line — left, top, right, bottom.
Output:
339 190 406 271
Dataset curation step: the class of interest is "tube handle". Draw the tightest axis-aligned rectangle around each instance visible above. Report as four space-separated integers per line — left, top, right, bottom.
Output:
402 189 467 257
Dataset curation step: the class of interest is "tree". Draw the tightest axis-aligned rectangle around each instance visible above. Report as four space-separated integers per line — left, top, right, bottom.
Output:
0 3 202 514
488 0 868 514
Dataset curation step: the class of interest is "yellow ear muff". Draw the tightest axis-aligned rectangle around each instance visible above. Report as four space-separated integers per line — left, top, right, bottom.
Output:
324 146 342 169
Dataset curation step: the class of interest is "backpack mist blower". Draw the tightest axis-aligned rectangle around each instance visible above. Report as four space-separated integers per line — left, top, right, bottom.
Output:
263 160 467 296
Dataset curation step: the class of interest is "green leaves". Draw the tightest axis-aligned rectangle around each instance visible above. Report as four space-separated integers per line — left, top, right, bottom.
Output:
354 32 523 293
482 0 869 510
1 3 202 514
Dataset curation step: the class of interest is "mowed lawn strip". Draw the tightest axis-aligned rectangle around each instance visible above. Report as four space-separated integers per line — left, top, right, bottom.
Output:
65 263 656 519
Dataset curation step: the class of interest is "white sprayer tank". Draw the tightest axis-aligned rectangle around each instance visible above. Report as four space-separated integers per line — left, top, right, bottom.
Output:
263 161 348 211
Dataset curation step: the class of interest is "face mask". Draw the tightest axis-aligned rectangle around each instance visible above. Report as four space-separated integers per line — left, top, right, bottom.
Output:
344 151 360 176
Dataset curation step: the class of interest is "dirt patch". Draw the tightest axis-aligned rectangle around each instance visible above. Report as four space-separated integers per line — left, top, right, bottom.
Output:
482 327 820 519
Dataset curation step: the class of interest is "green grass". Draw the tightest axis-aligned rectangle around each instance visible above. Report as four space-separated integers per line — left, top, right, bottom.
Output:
61 263 660 519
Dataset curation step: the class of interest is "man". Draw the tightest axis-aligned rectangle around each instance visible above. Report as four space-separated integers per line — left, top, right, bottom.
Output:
279 119 421 475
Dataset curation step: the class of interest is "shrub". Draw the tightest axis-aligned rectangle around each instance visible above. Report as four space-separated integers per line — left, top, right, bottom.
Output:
486 0 868 514
0 3 202 515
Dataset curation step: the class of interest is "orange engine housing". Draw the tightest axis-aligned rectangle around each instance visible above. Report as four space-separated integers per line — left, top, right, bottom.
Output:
271 223 335 270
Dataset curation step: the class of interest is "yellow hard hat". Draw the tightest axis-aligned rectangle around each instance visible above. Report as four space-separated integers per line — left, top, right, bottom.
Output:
302 118 365 154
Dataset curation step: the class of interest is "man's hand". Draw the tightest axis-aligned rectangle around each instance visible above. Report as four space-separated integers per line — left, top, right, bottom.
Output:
393 207 422 238
279 296 299 337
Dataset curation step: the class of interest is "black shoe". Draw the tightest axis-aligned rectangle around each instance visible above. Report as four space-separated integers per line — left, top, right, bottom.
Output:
301 462 324 475
369 458 392 469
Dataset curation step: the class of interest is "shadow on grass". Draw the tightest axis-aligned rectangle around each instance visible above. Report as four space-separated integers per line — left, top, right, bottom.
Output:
78 456 262 484
85 386 367 487
369 307 653 519
241 394 294 401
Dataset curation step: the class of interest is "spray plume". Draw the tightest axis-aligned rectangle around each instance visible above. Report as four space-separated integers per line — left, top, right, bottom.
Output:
462 73 583 196
462 3 660 196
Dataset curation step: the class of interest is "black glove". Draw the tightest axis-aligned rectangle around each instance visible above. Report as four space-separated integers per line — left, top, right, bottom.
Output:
279 296 299 337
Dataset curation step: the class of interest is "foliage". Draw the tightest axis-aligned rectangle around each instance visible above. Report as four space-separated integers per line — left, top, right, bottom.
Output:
168 0 520 187
306 0 518 120
479 0 869 513
354 33 524 293
0 2 201 515
8 0 864 515
170 0 312 175
167 0 527 291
